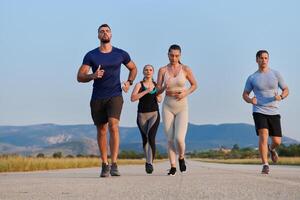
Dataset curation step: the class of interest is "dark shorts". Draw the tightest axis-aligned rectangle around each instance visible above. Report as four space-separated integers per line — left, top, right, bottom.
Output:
90 96 123 125
252 112 282 137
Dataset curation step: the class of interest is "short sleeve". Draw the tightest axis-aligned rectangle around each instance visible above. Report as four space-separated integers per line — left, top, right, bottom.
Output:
274 70 287 90
244 76 253 92
82 52 92 66
122 50 131 65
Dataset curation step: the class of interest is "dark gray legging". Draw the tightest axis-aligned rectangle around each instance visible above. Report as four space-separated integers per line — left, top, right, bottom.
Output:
137 111 160 164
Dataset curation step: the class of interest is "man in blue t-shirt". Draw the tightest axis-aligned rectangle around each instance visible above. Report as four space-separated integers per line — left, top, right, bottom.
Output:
243 50 289 174
77 24 137 177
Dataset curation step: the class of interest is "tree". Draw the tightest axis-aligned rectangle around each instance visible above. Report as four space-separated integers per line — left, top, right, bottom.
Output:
53 152 62 158
36 153 45 158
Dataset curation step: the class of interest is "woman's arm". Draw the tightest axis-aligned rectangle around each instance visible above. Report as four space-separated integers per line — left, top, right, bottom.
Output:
184 66 197 96
175 65 197 100
156 67 168 95
131 82 151 102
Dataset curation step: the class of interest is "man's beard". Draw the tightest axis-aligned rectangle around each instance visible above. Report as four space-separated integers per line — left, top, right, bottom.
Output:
101 38 110 43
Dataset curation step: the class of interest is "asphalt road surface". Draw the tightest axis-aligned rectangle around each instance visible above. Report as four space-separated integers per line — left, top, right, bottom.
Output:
0 160 299 200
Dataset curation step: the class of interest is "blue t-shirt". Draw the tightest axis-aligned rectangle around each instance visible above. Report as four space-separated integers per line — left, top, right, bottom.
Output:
82 47 131 99
244 68 287 115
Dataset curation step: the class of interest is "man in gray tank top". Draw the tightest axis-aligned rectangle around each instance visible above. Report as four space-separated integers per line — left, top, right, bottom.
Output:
243 50 289 174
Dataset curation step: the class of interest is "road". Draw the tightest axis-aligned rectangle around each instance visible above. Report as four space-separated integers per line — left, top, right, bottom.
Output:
0 160 299 200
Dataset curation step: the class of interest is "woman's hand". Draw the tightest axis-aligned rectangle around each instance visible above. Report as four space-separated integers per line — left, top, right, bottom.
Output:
174 89 187 101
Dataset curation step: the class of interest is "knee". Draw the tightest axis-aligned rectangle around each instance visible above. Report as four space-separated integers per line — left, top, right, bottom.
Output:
273 138 281 146
176 138 185 147
258 130 268 144
168 140 175 147
108 122 119 134
141 136 147 145
148 138 155 147
97 125 107 137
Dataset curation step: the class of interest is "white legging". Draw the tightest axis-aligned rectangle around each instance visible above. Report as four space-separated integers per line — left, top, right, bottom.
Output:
162 96 188 165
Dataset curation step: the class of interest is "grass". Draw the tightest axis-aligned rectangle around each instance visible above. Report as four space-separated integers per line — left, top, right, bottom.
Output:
0 156 150 173
2 155 299 173
193 157 300 165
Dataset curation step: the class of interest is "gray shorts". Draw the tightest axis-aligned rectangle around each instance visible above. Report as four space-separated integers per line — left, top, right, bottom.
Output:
90 96 123 125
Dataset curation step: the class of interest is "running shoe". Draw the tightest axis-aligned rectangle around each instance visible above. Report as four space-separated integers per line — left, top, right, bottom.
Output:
268 144 279 163
100 163 110 177
167 167 176 176
145 163 153 174
178 158 186 172
261 164 269 174
110 162 121 176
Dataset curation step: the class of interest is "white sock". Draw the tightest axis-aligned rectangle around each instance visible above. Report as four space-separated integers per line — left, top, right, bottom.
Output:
263 163 269 166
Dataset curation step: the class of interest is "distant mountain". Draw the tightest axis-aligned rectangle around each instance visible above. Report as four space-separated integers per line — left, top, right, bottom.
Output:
0 123 298 156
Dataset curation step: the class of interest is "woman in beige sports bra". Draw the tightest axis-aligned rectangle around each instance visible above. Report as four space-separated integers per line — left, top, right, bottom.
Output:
157 44 197 176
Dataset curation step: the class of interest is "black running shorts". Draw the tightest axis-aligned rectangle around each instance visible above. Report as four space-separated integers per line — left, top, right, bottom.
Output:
252 112 282 137
90 96 123 125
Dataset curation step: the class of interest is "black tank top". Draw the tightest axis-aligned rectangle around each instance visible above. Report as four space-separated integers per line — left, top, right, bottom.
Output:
138 81 159 113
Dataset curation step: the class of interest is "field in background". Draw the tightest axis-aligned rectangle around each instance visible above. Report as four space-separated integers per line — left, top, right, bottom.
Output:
0 156 148 173
1 156 299 173
194 157 300 165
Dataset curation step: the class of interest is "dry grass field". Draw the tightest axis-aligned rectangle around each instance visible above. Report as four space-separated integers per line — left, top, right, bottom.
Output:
0 156 148 172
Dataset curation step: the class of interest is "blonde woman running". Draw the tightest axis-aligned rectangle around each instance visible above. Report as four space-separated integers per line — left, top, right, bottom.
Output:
131 65 162 174
157 44 197 176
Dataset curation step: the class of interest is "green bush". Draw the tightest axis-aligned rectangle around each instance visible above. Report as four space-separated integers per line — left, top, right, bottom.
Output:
52 152 63 158
36 153 45 158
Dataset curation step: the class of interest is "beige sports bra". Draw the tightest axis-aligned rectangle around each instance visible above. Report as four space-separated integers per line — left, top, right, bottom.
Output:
163 65 186 92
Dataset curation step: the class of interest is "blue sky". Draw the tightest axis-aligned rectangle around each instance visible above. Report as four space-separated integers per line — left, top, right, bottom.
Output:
1 0 299 140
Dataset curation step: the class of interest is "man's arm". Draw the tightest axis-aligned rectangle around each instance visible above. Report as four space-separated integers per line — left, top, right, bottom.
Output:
122 61 137 92
275 87 289 101
77 64 104 83
281 87 289 99
125 61 137 83
242 90 257 104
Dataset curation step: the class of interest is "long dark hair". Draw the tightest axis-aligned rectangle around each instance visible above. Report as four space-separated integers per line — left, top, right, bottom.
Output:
168 44 182 64
168 44 181 53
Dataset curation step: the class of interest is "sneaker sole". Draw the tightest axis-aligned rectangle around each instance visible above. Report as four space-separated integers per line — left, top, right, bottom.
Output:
168 174 176 176
110 174 121 176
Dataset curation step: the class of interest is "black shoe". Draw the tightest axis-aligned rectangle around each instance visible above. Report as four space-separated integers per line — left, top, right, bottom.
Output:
178 158 186 172
261 164 269 174
100 163 110 177
167 167 176 176
110 162 121 176
145 163 153 174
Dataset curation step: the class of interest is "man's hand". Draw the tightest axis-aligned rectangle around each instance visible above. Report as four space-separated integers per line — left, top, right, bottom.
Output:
93 65 105 79
251 96 257 105
122 81 131 93
274 92 283 101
